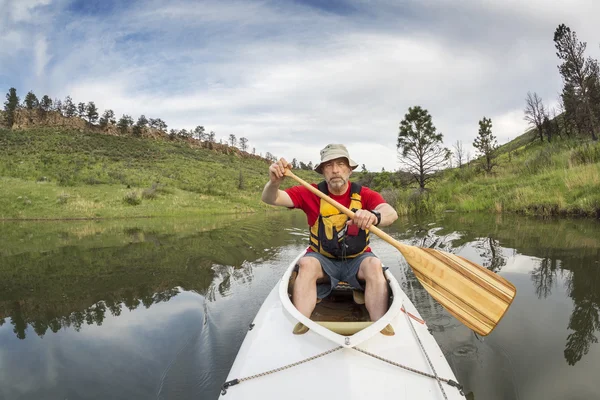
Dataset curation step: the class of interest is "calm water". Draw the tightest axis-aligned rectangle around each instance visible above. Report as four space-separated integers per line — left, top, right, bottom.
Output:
1 211 599 400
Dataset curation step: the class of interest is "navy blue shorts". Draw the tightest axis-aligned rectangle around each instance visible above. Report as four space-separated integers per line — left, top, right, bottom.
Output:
302 251 379 299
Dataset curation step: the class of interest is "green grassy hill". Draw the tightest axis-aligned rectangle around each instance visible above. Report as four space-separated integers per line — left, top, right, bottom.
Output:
0 127 320 219
396 131 600 217
2 123 599 219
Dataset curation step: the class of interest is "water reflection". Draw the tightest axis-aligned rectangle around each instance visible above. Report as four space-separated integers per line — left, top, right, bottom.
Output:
3 288 181 340
396 213 600 367
0 212 308 342
531 257 560 299
1 211 600 399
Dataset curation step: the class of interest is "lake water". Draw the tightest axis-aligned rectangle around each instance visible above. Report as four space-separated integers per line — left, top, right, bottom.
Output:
1 211 599 400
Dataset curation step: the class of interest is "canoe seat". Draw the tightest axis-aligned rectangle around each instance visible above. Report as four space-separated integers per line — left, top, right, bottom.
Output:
288 264 394 336
293 321 395 336
316 321 373 335
287 267 366 305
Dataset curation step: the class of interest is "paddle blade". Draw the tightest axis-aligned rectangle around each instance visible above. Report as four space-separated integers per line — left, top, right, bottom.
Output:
400 246 516 336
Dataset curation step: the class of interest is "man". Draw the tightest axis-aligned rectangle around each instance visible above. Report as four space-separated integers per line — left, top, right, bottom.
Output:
261 144 398 327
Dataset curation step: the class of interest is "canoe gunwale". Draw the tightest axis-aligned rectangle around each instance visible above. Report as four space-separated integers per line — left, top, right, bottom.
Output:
278 252 403 348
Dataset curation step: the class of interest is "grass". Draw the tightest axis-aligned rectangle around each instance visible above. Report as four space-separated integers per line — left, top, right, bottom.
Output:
0 127 321 219
3 125 599 219
402 136 600 217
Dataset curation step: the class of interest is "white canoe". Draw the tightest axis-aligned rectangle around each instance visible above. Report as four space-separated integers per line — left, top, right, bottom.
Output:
219 252 466 400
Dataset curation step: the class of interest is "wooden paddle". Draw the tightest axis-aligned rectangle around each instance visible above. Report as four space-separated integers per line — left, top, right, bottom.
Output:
284 169 516 336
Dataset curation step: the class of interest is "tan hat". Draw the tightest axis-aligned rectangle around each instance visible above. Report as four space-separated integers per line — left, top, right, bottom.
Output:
314 144 358 174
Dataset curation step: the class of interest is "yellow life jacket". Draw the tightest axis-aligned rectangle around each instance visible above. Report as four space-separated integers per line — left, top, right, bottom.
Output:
309 181 370 258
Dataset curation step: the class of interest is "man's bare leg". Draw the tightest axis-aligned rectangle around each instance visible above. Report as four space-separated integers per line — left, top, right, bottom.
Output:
357 256 388 321
292 256 326 318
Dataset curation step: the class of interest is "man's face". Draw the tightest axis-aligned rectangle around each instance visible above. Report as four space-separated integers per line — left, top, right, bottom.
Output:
322 157 352 191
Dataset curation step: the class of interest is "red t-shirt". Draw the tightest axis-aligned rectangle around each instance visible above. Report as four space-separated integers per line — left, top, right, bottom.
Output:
285 182 386 253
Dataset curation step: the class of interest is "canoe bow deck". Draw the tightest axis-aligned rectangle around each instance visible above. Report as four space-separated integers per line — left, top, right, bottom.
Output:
219 253 466 400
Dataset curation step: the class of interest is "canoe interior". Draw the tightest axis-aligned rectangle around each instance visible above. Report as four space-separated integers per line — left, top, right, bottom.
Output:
287 270 393 324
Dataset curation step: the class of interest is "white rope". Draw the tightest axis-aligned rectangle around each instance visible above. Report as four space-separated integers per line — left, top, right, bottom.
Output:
402 301 449 399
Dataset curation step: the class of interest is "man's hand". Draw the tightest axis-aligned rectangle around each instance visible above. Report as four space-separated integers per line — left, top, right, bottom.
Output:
346 209 378 230
269 158 291 184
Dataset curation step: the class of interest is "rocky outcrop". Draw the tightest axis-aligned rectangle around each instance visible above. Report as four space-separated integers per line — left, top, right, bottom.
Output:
5 109 267 162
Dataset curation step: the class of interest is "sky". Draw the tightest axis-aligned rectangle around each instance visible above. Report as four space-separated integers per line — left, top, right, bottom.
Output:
1 0 600 171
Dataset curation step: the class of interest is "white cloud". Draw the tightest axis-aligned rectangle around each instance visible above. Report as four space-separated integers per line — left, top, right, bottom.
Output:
2 0 600 171
2 0 52 22
34 36 49 77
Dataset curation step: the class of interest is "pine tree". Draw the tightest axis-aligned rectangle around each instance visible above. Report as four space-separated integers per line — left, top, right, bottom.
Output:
86 102 99 124
3 88 20 127
77 102 86 118
132 115 148 137
473 117 497 173
63 96 77 117
228 134 237 147
40 95 53 112
23 91 39 109
53 98 63 114
554 23 599 140
194 125 205 140
117 114 133 134
397 105 450 190
99 109 115 128
239 137 248 152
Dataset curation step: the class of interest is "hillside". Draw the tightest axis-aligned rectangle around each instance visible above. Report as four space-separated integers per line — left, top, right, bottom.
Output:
396 131 600 218
0 127 320 219
2 120 599 220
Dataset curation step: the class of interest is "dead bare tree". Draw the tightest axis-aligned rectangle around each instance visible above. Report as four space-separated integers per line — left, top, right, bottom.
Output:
453 140 464 168
524 91 547 142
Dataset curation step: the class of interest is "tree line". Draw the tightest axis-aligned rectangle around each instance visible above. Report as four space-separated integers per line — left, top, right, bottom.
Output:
525 24 600 143
1 88 323 168
396 106 498 191
396 23 600 191
1 88 246 147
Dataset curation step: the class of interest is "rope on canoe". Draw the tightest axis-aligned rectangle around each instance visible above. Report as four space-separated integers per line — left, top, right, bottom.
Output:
221 305 464 397
400 301 464 399
221 340 463 397
352 347 464 397
221 346 343 395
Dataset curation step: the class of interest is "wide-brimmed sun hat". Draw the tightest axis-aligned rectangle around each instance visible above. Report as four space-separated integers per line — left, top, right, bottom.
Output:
314 144 358 174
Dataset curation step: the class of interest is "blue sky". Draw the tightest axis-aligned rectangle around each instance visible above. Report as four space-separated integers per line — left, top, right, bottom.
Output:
1 0 600 171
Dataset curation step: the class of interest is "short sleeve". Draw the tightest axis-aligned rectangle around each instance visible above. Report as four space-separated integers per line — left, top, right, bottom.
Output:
284 185 308 209
361 187 386 211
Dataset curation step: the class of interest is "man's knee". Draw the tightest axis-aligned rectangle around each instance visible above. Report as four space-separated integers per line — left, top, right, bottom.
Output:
360 257 385 282
297 257 323 281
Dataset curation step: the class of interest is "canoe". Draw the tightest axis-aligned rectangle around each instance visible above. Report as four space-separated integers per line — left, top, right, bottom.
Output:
219 251 466 399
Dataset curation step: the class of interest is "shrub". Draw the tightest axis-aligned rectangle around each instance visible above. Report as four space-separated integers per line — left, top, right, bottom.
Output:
380 188 399 208
569 142 600 166
57 170 76 186
521 146 555 175
141 188 156 199
123 191 141 205
83 176 103 185
57 193 70 204
142 182 170 199
452 166 478 182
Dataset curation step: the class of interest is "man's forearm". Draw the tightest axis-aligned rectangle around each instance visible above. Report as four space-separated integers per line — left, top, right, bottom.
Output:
261 181 280 205
376 204 398 227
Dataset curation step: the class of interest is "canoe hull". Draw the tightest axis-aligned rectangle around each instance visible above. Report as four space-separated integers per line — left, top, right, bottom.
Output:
219 255 465 400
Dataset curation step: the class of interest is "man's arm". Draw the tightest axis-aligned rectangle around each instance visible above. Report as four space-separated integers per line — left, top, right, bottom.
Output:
261 181 294 207
261 158 294 208
347 202 398 230
374 203 398 227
